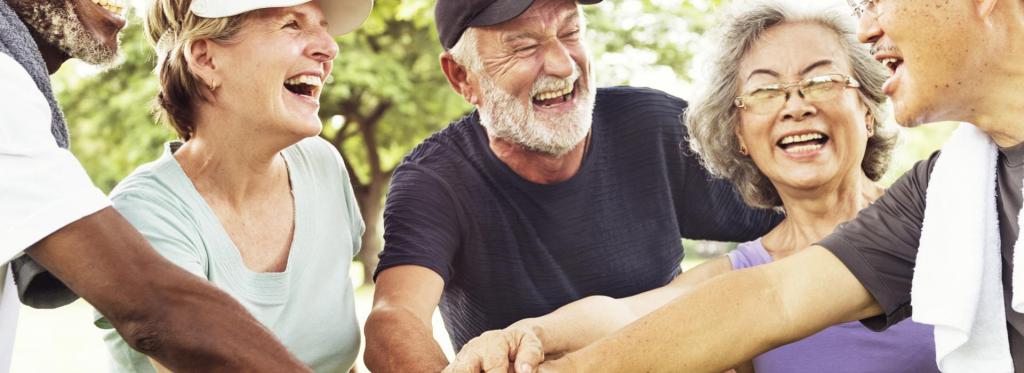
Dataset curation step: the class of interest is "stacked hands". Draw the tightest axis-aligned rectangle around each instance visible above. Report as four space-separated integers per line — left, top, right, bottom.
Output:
444 325 560 373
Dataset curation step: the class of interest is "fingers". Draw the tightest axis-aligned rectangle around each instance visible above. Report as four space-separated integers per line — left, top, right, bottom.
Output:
445 331 512 373
512 330 544 373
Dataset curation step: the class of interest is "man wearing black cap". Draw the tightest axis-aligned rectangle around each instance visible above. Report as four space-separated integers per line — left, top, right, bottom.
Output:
364 0 780 371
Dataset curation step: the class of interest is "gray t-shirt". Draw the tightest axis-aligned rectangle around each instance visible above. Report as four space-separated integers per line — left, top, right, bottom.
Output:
820 144 1024 371
96 137 364 372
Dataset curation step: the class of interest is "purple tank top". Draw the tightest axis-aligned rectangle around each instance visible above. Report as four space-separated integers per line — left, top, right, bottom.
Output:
727 240 939 373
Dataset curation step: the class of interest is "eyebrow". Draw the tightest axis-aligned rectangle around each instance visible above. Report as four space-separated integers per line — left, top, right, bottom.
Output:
282 9 329 28
501 9 581 44
746 59 836 80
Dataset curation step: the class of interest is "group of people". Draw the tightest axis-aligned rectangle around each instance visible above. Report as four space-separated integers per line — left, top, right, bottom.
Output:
1 0 1022 372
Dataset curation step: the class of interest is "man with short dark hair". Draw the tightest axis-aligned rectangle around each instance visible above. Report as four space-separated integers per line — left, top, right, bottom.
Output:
362 0 781 371
0 0 308 371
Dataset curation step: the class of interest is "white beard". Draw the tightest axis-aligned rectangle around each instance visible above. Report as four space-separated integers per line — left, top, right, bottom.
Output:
12 0 119 66
476 63 595 157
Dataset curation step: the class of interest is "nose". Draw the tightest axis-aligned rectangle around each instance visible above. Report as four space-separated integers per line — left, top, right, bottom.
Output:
307 27 339 63
541 42 574 79
855 8 883 45
780 91 817 121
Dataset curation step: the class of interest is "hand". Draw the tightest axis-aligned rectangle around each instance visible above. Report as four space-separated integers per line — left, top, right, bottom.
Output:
443 327 545 373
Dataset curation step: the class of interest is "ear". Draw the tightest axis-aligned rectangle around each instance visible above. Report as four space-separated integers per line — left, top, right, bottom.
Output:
184 39 220 92
734 124 750 155
440 51 480 105
976 0 999 19
865 112 875 137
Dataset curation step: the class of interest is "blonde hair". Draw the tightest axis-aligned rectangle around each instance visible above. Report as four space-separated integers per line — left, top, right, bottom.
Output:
146 0 251 140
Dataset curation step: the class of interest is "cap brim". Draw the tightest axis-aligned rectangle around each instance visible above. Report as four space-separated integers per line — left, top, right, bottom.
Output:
189 0 373 37
468 0 603 27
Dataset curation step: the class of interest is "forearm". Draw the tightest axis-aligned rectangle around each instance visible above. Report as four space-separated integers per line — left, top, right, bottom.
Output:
512 295 639 355
364 306 449 372
562 248 879 372
27 208 308 372
566 268 788 372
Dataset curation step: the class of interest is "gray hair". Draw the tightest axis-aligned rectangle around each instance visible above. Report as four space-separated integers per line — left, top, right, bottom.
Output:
685 0 896 209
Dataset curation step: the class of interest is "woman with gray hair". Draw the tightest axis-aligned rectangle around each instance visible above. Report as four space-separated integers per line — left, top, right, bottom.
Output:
445 1 936 373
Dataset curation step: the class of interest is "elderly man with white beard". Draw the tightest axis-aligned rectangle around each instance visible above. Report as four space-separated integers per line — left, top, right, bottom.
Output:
362 0 783 372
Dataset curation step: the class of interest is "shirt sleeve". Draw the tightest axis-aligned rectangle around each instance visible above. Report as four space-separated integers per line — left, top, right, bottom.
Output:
0 54 110 262
374 162 462 284
93 189 206 329
818 151 939 331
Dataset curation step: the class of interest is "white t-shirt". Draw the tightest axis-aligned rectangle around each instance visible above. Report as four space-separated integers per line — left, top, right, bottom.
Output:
0 53 110 370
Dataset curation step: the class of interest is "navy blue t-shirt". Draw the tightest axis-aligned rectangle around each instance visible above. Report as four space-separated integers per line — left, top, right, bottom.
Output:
376 86 781 350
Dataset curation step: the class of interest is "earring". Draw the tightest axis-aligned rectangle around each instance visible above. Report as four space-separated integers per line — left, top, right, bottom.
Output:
739 144 749 156
208 80 219 92
867 124 875 137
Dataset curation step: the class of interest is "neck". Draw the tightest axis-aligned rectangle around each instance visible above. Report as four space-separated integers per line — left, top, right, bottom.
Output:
173 111 294 207
763 172 883 257
968 72 1024 147
488 132 589 184
28 28 68 74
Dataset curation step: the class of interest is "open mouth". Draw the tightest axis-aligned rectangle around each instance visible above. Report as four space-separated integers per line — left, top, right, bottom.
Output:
89 0 125 16
879 57 904 75
283 74 323 100
777 132 829 154
531 81 577 108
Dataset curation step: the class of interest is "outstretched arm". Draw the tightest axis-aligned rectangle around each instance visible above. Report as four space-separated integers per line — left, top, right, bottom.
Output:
26 208 309 372
446 256 734 373
546 246 880 373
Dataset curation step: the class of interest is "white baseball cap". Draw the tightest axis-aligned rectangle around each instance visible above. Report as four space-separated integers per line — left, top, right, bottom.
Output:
189 0 373 36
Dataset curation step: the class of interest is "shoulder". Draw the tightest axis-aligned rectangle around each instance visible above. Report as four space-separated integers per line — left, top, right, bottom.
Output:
594 86 687 115
399 114 480 172
728 239 772 270
0 53 51 140
593 86 688 134
109 151 188 215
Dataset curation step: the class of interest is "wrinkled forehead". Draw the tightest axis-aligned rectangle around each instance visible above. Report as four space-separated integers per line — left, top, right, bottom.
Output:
739 22 851 84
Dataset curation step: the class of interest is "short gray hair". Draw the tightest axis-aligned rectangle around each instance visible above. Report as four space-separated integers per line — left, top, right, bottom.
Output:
685 0 896 209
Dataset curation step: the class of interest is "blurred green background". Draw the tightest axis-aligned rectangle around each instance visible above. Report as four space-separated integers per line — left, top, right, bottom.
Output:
12 0 956 371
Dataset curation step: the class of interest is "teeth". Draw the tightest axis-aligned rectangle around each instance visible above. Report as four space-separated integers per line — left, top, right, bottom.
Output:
784 143 824 154
880 58 901 70
284 75 323 87
780 133 824 145
533 86 574 101
91 0 125 15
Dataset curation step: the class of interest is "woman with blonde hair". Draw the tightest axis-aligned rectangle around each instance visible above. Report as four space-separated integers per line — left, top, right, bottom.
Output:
94 0 372 371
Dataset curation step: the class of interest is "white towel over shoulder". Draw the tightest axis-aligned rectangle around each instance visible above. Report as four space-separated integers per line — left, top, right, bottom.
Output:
912 122 1021 372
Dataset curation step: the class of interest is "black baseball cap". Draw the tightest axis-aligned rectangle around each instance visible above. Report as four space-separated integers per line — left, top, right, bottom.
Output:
435 0 603 50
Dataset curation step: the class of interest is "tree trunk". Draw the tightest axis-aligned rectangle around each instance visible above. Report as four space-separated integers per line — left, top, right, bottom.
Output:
355 173 391 286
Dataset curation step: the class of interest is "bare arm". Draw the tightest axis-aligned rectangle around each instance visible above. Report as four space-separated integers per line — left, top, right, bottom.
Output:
526 256 733 354
25 208 309 372
445 257 733 373
364 265 448 373
548 246 881 373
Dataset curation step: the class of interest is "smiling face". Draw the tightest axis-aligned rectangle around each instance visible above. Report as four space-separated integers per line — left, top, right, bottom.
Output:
201 2 338 141
736 22 872 193
9 0 126 65
468 0 595 156
855 0 986 126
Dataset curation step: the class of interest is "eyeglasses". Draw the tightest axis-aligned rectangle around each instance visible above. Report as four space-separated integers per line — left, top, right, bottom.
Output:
734 74 861 115
849 0 877 18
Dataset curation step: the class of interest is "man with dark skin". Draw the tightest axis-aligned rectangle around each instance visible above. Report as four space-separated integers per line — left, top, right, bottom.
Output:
0 1 308 371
